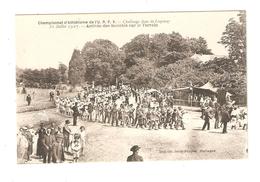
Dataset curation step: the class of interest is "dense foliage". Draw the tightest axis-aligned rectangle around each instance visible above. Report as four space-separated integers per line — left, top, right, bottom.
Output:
16 62 68 89
17 12 246 104
16 67 60 88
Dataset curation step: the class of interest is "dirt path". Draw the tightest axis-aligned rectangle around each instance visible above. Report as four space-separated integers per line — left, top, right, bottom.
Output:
17 108 247 164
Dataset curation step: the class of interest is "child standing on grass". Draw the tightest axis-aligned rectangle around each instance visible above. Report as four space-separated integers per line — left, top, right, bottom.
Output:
71 133 81 163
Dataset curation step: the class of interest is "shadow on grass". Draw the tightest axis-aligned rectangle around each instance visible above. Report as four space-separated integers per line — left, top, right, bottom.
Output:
192 128 203 131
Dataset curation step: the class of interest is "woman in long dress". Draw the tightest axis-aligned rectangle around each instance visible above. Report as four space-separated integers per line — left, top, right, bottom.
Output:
17 128 28 163
35 123 45 158
55 127 65 163
63 120 71 152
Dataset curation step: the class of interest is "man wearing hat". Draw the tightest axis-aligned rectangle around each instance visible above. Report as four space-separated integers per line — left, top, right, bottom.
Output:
26 94 32 106
111 102 118 126
202 106 212 130
71 102 80 126
221 106 231 133
127 145 143 162
42 128 56 163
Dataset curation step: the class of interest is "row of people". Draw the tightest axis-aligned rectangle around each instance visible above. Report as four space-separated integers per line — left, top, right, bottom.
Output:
17 120 86 163
56 95 187 130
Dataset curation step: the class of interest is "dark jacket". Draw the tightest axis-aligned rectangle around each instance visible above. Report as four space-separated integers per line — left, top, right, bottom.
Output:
72 105 80 116
63 125 71 136
88 103 94 113
204 110 212 122
36 128 46 156
127 154 143 162
26 95 31 102
221 110 231 123
42 134 56 152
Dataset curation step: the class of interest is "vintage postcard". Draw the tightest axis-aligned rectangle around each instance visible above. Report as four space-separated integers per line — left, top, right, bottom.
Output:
16 11 247 164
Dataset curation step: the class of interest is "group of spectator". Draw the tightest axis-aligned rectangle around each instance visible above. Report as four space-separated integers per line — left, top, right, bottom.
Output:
17 121 86 163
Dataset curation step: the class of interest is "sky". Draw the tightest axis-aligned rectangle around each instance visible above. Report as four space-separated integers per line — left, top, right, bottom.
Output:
16 11 239 69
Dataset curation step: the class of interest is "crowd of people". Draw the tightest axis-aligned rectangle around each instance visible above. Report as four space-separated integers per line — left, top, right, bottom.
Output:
54 86 188 131
53 85 247 134
200 95 247 133
17 120 86 164
17 85 248 164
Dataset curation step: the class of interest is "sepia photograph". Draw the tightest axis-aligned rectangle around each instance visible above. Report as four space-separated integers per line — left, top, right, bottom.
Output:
16 11 247 164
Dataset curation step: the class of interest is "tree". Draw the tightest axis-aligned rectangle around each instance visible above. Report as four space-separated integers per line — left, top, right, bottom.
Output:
18 67 60 88
122 34 150 67
81 39 125 85
219 11 246 68
158 58 206 88
58 63 68 83
167 32 191 53
147 33 170 65
218 11 247 104
120 58 155 88
44 68 60 85
159 32 192 66
68 49 86 86
188 37 213 55
85 58 114 86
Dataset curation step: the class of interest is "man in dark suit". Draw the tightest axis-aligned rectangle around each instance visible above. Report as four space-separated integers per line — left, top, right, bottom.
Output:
202 107 212 130
42 128 56 163
221 106 231 133
26 94 32 106
127 145 143 162
71 102 80 126
88 102 94 122
111 102 118 126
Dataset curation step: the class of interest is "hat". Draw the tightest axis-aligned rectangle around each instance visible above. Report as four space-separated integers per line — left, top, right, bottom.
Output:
130 145 141 152
65 120 70 124
80 126 85 130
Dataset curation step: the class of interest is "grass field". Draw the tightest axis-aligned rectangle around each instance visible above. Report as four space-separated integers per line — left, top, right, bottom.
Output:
16 88 77 113
16 88 248 163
